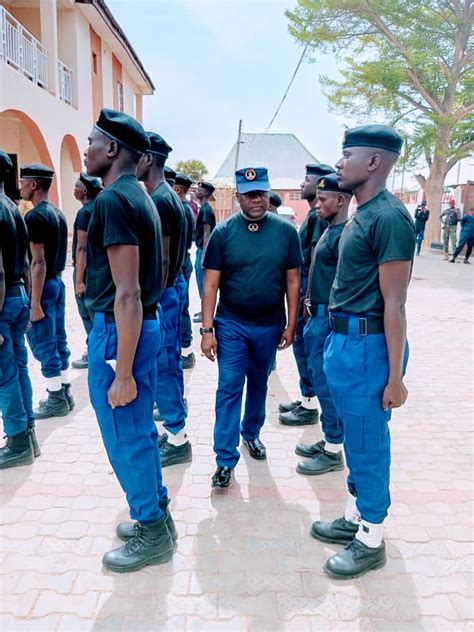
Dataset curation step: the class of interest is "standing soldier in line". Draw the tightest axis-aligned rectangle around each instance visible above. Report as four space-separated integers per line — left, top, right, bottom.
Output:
279 163 335 427
84 109 176 572
21 164 74 419
295 173 352 476
201 167 302 488
312 125 415 579
0 151 38 468
137 133 191 467
440 199 459 260
413 200 430 256
174 172 196 369
164 166 176 186
269 191 282 214
71 173 103 370
193 181 216 323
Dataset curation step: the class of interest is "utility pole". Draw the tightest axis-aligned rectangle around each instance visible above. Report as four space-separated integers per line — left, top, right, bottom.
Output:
232 119 243 214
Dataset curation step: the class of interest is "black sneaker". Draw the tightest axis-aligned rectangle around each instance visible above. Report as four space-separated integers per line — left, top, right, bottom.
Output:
464 259 470 264
72 352 88 369
279 404 319 426
311 516 359 544
296 449 344 476
192 312 202 323
278 399 301 414
324 539 386 579
116 498 178 543
102 517 174 573
0 430 34 470
182 352 196 369
160 440 192 467
295 439 325 458
34 388 69 420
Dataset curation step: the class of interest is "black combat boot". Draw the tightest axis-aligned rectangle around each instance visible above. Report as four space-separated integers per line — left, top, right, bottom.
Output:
102 515 174 573
29 427 41 457
278 399 301 414
279 404 319 426
160 440 192 467
0 430 34 470
181 352 196 369
311 516 359 544
72 352 88 369
63 383 75 410
116 498 178 543
296 449 344 475
35 387 69 419
324 538 386 579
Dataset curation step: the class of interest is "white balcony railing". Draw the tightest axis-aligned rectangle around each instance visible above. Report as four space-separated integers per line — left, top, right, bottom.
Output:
0 6 48 89
58 60 73 105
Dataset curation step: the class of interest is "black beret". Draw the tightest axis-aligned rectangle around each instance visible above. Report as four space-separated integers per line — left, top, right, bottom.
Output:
146 132 172 158
95 108 150 154
174 173 193 187
164 166 176 184
20 163 54 179
306 163 335 177
269 191 282 208
342 124 403 155
79 172 103 194
317 173 352 195
0 150 13 175
198 181 215 195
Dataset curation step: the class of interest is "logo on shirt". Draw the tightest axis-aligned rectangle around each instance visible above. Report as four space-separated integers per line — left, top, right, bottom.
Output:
245 168 257 181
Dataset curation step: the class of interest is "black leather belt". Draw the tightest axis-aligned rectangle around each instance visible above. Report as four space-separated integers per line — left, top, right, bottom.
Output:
308 303 329 317
104 308 157 324
5 284 24 297
329 314 384 336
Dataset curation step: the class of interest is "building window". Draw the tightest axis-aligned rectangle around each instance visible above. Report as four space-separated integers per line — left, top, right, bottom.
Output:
289 191 301 200
117 81 124 112
92 52 98 74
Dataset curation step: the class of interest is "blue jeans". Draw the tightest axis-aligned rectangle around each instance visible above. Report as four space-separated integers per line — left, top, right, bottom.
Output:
303 311 343 444
181 255 193 349
0 286 34 437
88 312 167 523
195 247 204 298
27 276 70 378
415 227 425 255
214 318 283 468
156 284 187 435
323 314 409 523
293 276 315 398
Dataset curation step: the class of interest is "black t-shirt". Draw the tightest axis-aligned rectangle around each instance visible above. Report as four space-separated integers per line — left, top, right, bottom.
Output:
0 194 25 286
25 201 68 279
309 222 346 306
72 199 94 266
195 202 216 249
182 201 194 253
86 174 163 316
414 207 430 231
151 182 185 287
329 189 415 317
203 212 303 326
299 208 328 277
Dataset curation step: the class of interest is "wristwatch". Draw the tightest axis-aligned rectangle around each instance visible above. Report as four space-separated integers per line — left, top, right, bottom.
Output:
199 327 214 335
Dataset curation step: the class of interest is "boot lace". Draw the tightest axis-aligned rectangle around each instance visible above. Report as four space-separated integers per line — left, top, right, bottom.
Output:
124 523 148 555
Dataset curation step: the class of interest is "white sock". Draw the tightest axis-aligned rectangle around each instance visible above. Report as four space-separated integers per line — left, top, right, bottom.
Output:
344 491 360 525
356 519 384 548
181 348 193 357
61 369 70 385
47 376 62 392
324 441 342 454
167 429 189 446
301 396 318 410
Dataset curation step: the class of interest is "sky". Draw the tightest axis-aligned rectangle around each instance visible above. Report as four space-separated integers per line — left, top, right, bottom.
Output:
107 0 349 177
107 0 473 186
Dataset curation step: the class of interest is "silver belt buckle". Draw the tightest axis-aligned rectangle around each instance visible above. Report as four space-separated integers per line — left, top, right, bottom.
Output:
359 318 368 336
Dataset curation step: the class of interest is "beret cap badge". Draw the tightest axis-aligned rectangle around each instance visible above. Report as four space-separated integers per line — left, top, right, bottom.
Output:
319 178 326 189
245 168 257 181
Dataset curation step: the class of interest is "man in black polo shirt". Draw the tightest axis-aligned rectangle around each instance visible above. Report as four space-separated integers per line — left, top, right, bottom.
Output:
136 132 191 468
71 173 103 370
202 167 302 488
311 125 415 579
278 163 335 427
84 109 176 572
21 164 73 419
173 172 196 369
0 150 38 469
295 173 352 476
193 181 216 323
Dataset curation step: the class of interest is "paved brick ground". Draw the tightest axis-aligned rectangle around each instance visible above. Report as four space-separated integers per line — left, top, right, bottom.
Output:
1 250 473 631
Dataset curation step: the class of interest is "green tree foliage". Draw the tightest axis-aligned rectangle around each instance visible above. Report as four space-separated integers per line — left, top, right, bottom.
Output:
287 0 473 240
175 159 209 182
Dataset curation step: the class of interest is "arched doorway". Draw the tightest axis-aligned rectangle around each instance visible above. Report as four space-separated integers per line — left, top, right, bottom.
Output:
60 134 82 226
0 109 59 205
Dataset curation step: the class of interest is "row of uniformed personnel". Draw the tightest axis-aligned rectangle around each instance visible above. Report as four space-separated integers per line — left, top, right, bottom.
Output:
0 111 415 579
